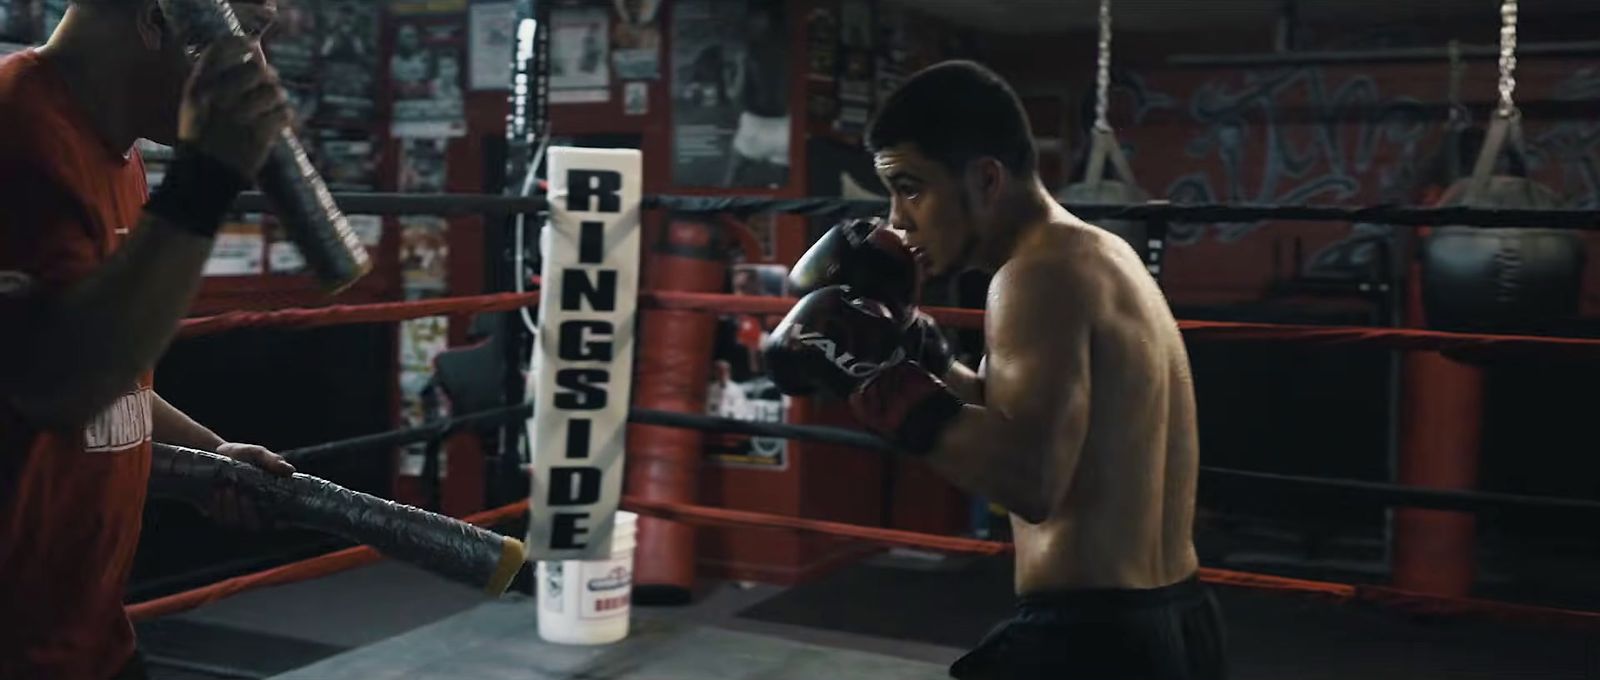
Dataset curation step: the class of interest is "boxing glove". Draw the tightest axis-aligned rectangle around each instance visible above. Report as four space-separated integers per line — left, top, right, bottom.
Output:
902 310 954 377
851 361 966 456
762 285 908 398
788 218 923 325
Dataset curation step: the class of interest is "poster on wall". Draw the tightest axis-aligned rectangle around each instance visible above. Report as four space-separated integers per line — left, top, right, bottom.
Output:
317 0 378 123
266 222 308 275
549 6 610 103
348 214 383 248
834 0 873 135
398 315 450 476
670 0 789 188
705 263 790 469
805 4 839 127
316 130 377 191
266 0 320 82
204 218 265 277
623 81 647 115
610 0 660 80
875 6 919 113
400 138 449 193
390 4 467 138
401 216 450 293
469 0 516 91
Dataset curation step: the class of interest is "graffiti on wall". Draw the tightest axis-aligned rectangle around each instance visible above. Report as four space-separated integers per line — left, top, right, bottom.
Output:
1528 68 1600 209
1159 67 1430 246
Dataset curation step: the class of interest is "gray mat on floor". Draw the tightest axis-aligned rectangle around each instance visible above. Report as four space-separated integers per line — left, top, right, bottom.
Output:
736 555 1600 680
138 618 346 679
270 595 948 680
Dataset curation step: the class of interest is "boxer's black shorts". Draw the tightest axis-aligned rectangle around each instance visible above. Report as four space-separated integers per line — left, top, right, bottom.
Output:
950 574 1227 680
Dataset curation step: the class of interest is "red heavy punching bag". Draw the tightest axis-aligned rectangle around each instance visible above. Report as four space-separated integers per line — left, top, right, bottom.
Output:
1397 109 1584 597
626 216 727 605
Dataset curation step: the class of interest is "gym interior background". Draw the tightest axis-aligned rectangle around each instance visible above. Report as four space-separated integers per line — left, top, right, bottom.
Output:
4 0 1600 675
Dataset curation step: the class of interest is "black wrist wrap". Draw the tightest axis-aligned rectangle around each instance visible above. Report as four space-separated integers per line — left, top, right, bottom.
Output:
145 145 250 238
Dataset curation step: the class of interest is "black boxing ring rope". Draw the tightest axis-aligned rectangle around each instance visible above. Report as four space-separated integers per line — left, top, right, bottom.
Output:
231 191 1600 230
278 398 1600 518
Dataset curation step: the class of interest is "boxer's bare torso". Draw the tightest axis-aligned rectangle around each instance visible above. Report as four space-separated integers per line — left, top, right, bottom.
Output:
934 210 1200 593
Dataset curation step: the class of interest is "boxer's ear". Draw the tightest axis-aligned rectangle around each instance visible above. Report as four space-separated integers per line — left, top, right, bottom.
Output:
966 157 1005 211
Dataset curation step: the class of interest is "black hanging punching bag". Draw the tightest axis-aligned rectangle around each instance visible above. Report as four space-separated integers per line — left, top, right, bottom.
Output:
1421 113 1585 333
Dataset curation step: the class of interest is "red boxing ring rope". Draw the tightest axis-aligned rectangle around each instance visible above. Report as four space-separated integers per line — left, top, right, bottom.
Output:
130 284 1600 629
176 288 1600 359
127 495 1600 633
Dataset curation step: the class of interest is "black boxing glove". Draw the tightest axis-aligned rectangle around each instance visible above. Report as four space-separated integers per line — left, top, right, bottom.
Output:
788 218 923 324
902 310 954 377
762 285 908 398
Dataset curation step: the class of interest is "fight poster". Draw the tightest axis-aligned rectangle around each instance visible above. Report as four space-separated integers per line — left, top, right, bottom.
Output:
670 0 790 188
390 1 467 138
468 0 516 91
400 217 449 293
400 138 449 193
804 4 839 127
398 139 451 292
610 0 661 80
267 0 320 82
267 227 308 275
622 81 648 116
315 129 377 192
549 6 609 103
834 0 873 136
317 0 378 123
705 263 790 469
203 218 266 277
398 313 451 476
266 0 324 126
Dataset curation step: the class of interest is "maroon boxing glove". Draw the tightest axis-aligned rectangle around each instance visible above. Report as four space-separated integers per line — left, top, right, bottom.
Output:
849 361 965 456
901 310 954 377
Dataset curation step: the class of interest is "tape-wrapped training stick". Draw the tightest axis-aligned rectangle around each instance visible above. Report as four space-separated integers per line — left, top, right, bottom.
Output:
159 0 372 292
150 444 526 595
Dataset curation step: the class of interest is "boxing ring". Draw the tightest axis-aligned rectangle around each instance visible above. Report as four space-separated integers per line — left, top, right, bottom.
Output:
118 173 1600 678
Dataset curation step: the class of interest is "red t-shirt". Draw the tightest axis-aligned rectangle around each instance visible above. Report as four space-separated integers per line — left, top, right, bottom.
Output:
0 49 153 680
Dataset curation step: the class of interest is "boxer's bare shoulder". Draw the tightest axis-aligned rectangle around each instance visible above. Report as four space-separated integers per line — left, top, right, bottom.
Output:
991 216 1201 594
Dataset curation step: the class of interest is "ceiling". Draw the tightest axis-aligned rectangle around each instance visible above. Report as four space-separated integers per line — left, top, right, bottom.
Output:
884 0 1597 35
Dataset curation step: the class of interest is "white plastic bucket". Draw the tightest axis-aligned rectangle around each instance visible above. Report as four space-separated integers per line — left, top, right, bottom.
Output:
535 511 637 645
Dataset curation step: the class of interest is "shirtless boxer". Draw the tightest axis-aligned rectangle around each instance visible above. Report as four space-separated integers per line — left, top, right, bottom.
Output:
765 60 1225 679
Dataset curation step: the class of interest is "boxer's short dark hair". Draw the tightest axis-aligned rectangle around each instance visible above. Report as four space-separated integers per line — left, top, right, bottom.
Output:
867 60 1037 178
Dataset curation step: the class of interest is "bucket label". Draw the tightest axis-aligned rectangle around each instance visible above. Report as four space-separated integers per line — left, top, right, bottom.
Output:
579 558 632 620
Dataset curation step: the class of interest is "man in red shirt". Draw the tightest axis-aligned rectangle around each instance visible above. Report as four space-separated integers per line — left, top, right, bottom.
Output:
1 1 296 678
